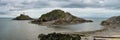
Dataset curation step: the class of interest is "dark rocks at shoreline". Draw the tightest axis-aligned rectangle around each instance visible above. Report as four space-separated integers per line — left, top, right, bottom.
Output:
38 33 81 40
32 9 93 25
13 14 33 20
101 16 120 25
53 19 93 25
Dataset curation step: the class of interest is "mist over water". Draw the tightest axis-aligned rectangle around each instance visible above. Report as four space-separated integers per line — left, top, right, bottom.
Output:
0 18 105 40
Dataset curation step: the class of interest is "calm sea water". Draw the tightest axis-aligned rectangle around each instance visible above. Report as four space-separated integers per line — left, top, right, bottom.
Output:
0 18 106 40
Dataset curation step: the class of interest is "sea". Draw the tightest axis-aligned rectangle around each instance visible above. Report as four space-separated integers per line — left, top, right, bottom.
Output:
0 18 106 40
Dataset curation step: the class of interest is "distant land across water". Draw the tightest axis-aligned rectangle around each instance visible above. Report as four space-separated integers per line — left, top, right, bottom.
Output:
0 8 120 18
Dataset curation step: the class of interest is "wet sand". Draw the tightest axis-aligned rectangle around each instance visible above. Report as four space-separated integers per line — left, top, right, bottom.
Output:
63 24 120 40
65 24 120 36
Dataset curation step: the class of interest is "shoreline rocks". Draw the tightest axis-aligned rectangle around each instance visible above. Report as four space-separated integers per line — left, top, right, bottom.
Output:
32 9 93 25
13 14 33 20
38 32 81 40
101 16 120 25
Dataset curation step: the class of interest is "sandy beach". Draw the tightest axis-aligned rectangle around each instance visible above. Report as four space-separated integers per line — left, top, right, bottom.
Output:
70 24 120 40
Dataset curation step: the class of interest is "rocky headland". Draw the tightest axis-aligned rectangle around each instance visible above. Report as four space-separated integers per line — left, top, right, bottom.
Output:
13 14 33 20
32 9 93 25
38 32 81 40
101 16 120 26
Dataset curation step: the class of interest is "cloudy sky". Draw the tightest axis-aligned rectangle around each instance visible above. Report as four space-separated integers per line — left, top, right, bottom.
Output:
0 0 120 18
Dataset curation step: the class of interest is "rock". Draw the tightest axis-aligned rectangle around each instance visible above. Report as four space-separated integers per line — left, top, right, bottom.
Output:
38 33 81 40
86 20 93 22
32 9 93 25
13 14 33 20
101 16 120 25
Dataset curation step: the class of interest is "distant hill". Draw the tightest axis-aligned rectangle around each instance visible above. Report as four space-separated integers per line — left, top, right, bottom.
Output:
32 9 93 25
101 16 120 25
13 14 33 20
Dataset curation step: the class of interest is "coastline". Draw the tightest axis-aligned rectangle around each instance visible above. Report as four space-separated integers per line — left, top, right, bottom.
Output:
74 27 107 35
62 26 107 36
37 26 108 40
67 24 120 37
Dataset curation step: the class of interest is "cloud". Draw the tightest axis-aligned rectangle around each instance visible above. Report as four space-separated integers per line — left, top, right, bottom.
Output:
8 8 120 18
0 12 7 15
0 0 120 10
0 0 120 18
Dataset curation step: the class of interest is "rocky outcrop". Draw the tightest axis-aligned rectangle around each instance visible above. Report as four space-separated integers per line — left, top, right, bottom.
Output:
13 14 33 20
32 9 93 25
101 16 120 25
38 33 81 40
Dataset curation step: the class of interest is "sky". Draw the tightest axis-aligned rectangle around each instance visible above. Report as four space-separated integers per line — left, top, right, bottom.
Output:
0 0 120 18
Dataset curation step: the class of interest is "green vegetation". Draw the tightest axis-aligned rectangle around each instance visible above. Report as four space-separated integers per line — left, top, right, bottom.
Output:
40 9 65 20
39 9 78 22
38 33 81 40
13 14 33 20
32 9 93 25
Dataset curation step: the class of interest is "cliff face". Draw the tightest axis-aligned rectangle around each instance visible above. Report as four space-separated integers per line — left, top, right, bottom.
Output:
13 14 33 20
101 16 120 25
32 9 93 25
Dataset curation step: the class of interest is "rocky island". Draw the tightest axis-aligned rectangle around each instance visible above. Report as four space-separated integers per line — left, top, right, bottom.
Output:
32 9 93 25
101 16 120 25
38 33 81 40
13 14 33 20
